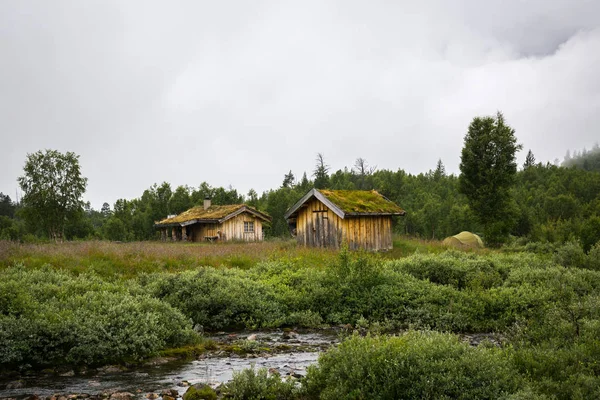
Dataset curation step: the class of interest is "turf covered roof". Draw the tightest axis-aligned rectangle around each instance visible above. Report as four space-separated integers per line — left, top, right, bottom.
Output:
320 190 405 214
155 204 271 227
285 189 405 220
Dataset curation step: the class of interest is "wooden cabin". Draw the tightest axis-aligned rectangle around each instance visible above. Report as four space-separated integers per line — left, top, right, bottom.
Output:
285 189 405 251
155 199 271 242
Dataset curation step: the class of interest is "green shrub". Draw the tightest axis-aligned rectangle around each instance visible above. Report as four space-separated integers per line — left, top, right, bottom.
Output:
223 367 297 400
0 265 198 367
587 240 600 270
303 331 521 400
553 241 587 268
183 384 217 400
388 251 505 290
144 268 285 330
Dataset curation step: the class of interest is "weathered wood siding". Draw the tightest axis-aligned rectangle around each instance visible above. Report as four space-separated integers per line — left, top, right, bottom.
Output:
221 213 263 241
187 212 263 242
295 198 343 248
189 223 219 242
341 215 393 251
295 198 393 251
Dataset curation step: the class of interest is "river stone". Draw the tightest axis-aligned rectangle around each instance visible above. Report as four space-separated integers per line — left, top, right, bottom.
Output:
6 380 25 389
98 365 124 374
246 334 257 341
145 394 159 399
282 331 298 340
160 389 178 397
162 396 175 400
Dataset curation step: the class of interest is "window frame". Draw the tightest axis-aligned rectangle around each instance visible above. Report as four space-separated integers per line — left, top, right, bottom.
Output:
244 221 255 233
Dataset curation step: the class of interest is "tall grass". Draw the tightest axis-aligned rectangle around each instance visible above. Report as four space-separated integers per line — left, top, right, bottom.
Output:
0 240 339 278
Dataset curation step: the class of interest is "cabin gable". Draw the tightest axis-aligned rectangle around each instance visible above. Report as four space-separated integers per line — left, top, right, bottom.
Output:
155 204 270 243
286 189 404 251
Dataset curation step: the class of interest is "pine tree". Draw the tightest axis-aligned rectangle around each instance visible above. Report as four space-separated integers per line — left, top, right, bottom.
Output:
313 153 330 189
459 112 522 245
523 150 536 169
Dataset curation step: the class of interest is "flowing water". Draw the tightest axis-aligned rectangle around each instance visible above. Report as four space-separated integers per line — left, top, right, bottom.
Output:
0 331 339 399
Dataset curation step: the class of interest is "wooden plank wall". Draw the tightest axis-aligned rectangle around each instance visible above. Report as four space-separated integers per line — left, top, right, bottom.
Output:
296 198 393 251
342 215 393 251
188 212 264 242
221 213 263 241
295 198 343 248
189 223 219 242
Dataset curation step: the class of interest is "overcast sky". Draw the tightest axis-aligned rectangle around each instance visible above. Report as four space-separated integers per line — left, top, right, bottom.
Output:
1 0 599 209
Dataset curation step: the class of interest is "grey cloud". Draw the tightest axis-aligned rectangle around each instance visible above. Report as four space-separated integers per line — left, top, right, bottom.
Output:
1 0 599 208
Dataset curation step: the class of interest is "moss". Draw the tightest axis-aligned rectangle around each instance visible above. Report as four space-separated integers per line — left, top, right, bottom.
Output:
156 204 270 225
158 344 211 359
320 190 404 214
183 385 217 400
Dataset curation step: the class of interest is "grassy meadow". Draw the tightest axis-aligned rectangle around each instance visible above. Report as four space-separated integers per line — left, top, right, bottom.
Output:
2 237 600 399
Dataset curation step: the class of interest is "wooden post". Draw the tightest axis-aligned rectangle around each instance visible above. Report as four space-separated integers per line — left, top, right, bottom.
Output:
172 227 177 241
161 229 166 241
182 226 188 241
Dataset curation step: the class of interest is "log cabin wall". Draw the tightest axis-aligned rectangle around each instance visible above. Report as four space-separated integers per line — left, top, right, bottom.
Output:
295 197 393 251
220 213 263 241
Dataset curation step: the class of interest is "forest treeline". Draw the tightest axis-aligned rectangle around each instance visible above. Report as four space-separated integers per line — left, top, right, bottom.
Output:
562 142 600 172
1 148 599 251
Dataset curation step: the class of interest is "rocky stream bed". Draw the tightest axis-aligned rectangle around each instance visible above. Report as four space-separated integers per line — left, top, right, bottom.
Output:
0 330 338 400
1 330 503 400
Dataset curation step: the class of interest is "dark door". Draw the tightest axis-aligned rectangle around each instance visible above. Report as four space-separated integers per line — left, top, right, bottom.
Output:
312 209 330 248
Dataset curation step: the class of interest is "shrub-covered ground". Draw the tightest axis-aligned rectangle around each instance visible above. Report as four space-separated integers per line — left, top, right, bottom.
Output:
1 238 600 399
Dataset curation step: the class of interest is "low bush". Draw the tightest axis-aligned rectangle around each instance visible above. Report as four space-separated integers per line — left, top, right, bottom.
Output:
553 241 588 268
223 367 297 400
183 384 217 400
143 268 285 330
0 265 198 367
302 331 522 400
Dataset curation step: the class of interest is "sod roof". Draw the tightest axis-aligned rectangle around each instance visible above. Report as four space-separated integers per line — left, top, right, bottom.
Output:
284 189 405 220
320 190 405 214
155 204 270 227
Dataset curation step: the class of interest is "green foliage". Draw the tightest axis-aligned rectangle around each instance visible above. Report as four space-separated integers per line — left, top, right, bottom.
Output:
563 144 600 172
588 241 600 270
223 367 297 400
0 215 25 241
0 192 16 218
303 332 521 400
459 112 522 245
3 241 600 398
183 385 217 400
553 241 587 268
17 150 87 241
313 153 330 189
169 185 193 215
523 149 536 169
0 265 198 367
103 216 128 241
145 268 285 330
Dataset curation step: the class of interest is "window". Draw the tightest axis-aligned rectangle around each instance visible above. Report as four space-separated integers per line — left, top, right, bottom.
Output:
244 221 254 233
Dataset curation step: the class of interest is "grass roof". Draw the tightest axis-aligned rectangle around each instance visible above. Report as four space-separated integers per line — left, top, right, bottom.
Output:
320 190 405 214
156 204 269 226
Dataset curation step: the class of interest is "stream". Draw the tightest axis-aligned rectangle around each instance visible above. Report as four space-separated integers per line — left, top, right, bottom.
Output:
0 331 339 400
